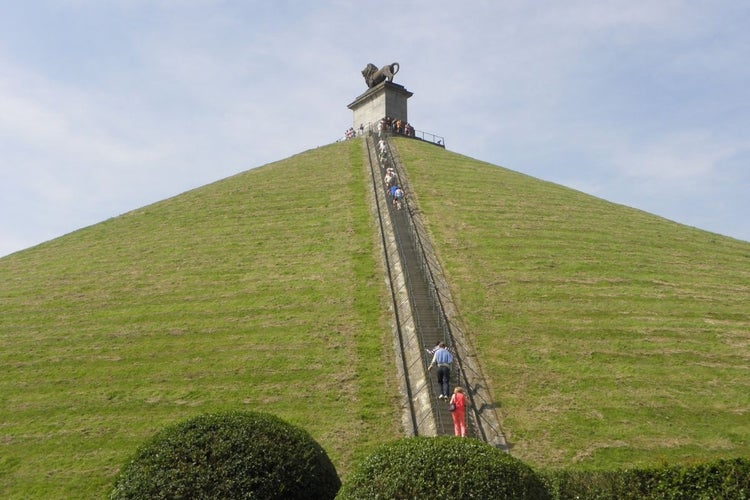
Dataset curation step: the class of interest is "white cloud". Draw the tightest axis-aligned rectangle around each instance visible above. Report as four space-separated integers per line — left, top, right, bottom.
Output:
613 132 742 183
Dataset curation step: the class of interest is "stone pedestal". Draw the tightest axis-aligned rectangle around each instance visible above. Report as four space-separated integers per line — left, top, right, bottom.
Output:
348 81 413 130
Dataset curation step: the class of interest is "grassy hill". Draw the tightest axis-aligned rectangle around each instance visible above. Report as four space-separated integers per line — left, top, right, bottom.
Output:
392 136 750 469
1 136 748 497
0 141 401 498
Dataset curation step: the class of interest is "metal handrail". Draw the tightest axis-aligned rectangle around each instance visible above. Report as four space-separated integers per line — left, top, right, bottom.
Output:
386 138 508 447
363 134 419 435
354 122 445 148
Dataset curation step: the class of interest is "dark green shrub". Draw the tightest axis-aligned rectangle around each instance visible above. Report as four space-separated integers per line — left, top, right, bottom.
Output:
541 468 645 500
110 410 340 499
540 457 750 499
337 436 548 500
645 458 750 500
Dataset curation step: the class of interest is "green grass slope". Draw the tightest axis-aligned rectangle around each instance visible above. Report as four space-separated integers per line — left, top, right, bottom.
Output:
393 136 750 470
2 136 749 497
0 141 401 498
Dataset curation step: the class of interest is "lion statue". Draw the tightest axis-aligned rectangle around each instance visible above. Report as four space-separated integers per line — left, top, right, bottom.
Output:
361 62 400 88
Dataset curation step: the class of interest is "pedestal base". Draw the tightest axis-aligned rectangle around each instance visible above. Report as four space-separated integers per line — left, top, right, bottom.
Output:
348 82 413 130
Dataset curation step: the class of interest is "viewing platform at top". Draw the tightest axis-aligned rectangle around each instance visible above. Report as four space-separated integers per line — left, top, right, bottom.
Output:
347 63 444 148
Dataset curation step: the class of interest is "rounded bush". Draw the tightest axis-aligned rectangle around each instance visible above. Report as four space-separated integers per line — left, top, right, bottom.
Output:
337 436 548 500
110 410 340 499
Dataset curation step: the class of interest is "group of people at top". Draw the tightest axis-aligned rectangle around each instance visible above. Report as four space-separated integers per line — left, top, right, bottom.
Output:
427 341 466 437
378 116 415 137
342 127 358 140
341 116 416 142
342 124 365 140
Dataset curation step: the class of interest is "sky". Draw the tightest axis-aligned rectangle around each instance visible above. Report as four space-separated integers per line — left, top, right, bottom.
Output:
1 1 749 258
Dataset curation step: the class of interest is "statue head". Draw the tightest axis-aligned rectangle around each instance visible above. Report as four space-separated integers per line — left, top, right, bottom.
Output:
361 63 378 80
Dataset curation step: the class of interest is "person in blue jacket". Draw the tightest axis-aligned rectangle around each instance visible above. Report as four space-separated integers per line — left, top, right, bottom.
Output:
427 342 454 399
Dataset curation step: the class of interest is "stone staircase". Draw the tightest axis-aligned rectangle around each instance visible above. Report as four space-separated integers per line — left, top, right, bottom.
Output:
364 133 507 448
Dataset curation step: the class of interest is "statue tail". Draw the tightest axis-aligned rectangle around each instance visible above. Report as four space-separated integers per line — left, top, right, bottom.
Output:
391 62 400 75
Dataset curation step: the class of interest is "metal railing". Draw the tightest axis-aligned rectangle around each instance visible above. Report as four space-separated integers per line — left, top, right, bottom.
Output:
345 122 445 148
381 136 508 448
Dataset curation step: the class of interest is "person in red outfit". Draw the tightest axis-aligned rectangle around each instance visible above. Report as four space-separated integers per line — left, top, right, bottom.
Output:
449 386 467 437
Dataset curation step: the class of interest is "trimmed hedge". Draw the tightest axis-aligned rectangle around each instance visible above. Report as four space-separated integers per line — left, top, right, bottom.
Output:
108 408 748 500
336 436 548 500
541 457 750 499
109 410 340 500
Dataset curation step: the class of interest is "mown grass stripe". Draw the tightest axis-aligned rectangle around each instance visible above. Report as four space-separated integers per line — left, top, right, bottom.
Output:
0 140 400 498
392 136 750 470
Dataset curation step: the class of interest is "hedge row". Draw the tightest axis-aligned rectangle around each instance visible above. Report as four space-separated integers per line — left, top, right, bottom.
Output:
340 439 749 499
110 411 748 499
540 458 750 500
